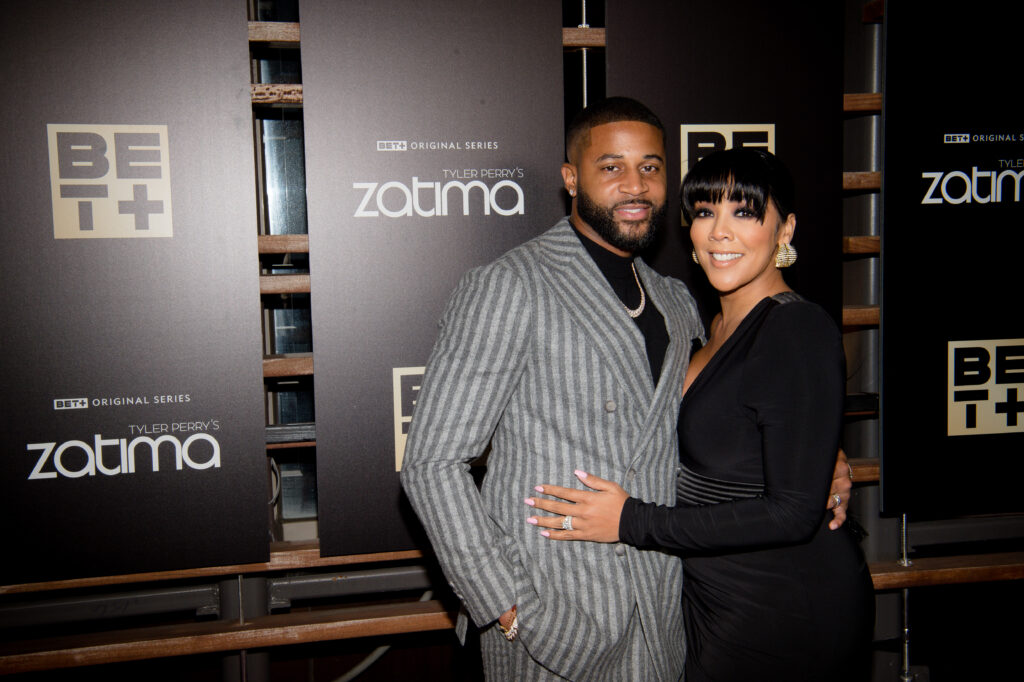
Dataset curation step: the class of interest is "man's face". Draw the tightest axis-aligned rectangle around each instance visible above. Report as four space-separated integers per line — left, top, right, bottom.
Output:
562 121 667 256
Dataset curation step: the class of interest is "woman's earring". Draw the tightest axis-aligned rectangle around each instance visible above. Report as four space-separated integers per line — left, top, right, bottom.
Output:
775 243 797 268
568 187 576 196
691 249 699 264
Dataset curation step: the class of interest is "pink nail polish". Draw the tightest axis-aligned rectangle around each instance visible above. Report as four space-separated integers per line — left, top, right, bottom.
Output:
575 469 588 479
524 498 535 506
540 530 550 537
527 517 537 525
534 485 543 492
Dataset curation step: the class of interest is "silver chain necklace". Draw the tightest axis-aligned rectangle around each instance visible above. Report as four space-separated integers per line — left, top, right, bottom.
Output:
625 262 645 318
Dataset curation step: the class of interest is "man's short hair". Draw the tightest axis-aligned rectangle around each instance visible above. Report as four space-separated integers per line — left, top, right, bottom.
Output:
565 97 665 164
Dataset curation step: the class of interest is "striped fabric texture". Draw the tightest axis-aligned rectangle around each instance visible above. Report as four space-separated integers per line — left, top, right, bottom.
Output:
402 218 703 681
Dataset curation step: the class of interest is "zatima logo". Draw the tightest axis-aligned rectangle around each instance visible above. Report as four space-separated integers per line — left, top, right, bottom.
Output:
948 339 1024 436
353 178 524 218
922 168 1023 205
26 431 220 480
47 124 172 238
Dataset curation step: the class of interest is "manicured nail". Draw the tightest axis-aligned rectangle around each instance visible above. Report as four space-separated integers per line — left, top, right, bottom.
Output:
575 470 588 479
540 530 550 537
527 517 538 525
534 485 544 492
524 497 535 506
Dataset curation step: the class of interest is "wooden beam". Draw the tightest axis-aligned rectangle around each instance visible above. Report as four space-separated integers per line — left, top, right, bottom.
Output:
266 441 316 450
843 171 881 191
248 21 300 45
849 457 879 483
1 541 422 596
258 234 309 254
562 27 606 48
843 236 880 254
0 600 453 674
844 93 881 113
260 274 310 295
251 83 303 105
870 552 1024 590
248 22 604 49
263 353 313 378
842 305 879 327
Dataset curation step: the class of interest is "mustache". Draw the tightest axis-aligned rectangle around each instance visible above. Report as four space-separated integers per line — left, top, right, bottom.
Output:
612 199 654 209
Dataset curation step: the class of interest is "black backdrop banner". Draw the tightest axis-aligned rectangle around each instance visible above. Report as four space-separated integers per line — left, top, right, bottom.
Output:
605 0 843 325
302 0 564 556
0 1 268 584
880 1 1024 516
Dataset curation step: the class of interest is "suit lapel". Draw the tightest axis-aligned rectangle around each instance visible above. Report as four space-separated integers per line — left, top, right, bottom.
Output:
537 221 653 404
629 258 690 461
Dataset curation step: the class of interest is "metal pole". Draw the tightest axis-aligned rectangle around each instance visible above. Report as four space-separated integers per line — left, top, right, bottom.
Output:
899 587 913 681
220 576 269 682
579 1 589 109
898 513 914 680
899 513 913 567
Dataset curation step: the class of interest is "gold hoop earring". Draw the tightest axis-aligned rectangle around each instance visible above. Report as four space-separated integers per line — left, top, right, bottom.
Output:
775 243 797 268
691 249 699 264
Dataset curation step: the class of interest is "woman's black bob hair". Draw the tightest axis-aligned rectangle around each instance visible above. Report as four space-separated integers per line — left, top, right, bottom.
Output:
680 148 795 224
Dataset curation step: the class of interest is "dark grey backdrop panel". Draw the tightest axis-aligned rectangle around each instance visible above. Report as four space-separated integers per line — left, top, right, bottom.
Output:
302 0 564 556
880 1 1024 517
606 0 844 325
0 1 268 583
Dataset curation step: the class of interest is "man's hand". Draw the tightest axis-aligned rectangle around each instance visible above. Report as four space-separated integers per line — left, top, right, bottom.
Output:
828 448 854 530
499 606 516 631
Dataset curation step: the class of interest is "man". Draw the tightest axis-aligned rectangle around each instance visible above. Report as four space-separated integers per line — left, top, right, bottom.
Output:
402 98 850 680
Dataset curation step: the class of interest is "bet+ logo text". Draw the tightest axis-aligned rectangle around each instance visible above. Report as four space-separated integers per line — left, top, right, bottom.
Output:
47 124 172 239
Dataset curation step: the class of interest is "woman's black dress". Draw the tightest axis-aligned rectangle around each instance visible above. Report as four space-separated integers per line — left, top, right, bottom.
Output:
619 295 874 682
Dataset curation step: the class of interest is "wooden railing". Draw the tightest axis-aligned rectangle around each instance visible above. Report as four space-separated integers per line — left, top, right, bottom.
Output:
4 537 1022 674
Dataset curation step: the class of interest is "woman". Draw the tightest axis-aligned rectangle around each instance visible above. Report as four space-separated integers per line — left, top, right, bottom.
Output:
526 149 874 681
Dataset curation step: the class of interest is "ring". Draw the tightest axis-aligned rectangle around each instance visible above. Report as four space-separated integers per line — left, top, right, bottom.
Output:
831 493 842 509
848 464 854 481
561 515 574 531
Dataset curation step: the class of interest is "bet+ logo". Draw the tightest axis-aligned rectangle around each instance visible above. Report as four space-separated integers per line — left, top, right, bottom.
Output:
47 124 172 239
948 340 1024 436
680 124 776 174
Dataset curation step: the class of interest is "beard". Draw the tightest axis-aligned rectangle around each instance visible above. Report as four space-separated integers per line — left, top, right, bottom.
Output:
576 187 665 253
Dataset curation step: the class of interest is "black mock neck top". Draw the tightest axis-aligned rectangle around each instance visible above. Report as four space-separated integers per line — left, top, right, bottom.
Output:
571 222 669 385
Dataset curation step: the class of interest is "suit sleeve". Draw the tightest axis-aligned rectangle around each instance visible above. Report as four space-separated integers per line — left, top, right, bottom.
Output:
400 261 532 627
620 303 844 552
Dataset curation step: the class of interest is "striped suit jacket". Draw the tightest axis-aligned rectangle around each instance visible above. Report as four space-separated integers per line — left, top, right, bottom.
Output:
401 218 703 680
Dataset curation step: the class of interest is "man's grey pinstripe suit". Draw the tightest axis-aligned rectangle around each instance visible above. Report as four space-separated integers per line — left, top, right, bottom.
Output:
401 218 704 680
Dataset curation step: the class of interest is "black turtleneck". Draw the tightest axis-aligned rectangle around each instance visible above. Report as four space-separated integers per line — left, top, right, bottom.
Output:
571 223 669 385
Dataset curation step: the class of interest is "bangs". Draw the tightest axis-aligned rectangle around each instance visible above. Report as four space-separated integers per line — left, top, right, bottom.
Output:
680 149 794 223
681 173 769 222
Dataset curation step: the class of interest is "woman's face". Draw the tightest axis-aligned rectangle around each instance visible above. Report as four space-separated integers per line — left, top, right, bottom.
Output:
689 197 795 297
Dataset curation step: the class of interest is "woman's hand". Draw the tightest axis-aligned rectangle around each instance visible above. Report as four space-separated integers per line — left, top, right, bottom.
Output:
828 448 854 531
525 470 628 543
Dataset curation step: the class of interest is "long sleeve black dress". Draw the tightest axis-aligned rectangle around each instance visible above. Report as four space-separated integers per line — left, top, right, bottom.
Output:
619 294 874 682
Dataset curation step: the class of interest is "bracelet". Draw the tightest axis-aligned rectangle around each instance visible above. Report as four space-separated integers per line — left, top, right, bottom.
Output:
498 605 519 642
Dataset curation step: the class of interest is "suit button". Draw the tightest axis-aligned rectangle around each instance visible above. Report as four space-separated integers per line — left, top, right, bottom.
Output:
604 400 617 413
615 545 626 557
626 469 636 481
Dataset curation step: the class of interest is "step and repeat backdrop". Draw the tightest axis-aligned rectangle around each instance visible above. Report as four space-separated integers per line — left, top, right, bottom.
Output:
2 0 872 577
605 0 844 325
300 0 565 556
1 1 268 583
881 1 1024 517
